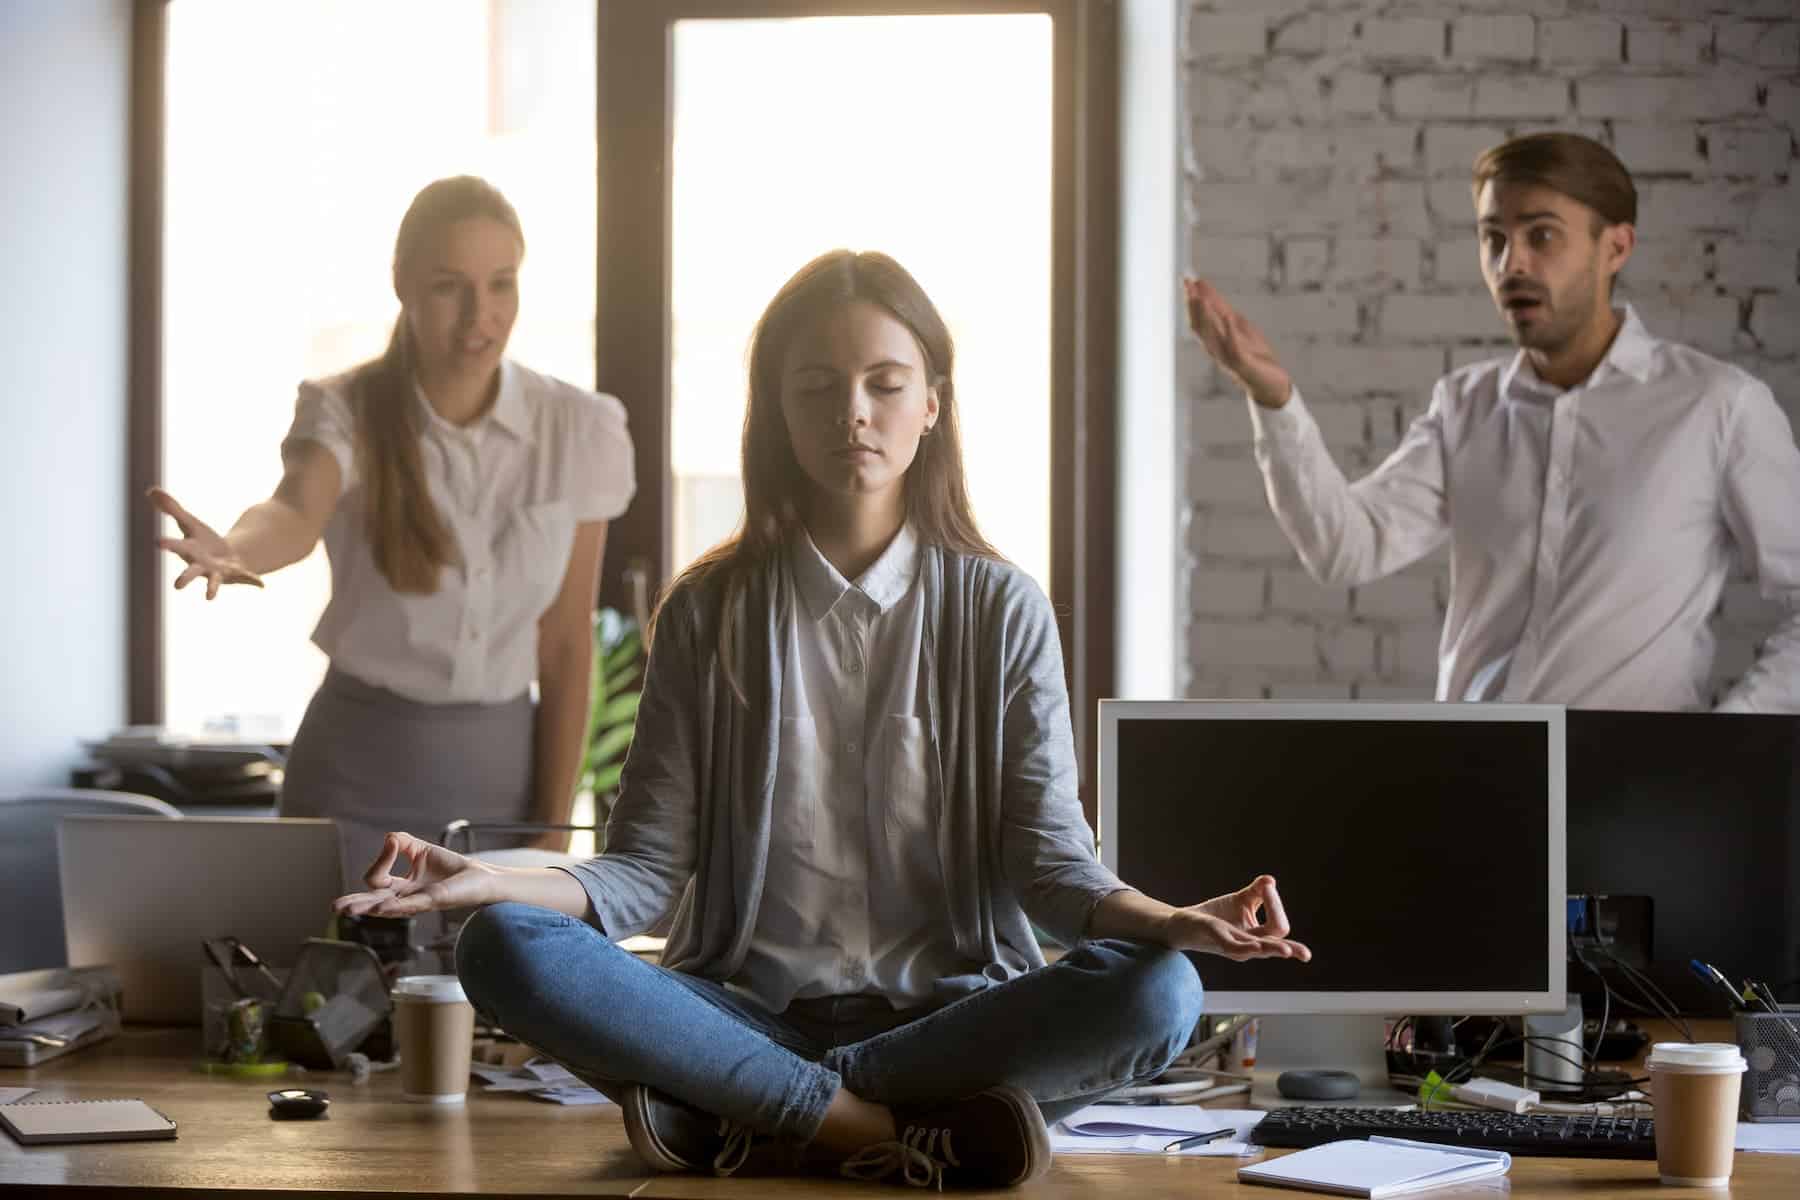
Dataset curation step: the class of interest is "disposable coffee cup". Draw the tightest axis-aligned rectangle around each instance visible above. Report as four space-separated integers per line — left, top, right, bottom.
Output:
1645 1042 1746 1187
392 975 475 1104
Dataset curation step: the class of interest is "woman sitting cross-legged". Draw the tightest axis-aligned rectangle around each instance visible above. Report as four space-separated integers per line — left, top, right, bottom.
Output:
335 249 1311 1190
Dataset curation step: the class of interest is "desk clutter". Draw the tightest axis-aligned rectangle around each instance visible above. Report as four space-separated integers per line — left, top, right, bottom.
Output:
469 1058 612 1106
0 967 122 1067
1050 1105 1264 1156
74 727 285 812
198 913 450 1075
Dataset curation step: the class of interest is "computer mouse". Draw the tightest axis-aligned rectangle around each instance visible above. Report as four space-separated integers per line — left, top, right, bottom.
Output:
268 1087 330 1120
1275 1069 1361 1101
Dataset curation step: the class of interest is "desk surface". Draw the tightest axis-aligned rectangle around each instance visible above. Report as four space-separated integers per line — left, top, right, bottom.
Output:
2 1025 1796 1198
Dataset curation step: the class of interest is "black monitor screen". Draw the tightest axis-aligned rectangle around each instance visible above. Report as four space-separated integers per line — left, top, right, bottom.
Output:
1566 710 1800 1009
1110 716 1552 994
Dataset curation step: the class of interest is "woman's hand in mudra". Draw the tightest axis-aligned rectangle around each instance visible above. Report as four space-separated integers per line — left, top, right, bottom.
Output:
1161 874 1312 962
333 832 502 918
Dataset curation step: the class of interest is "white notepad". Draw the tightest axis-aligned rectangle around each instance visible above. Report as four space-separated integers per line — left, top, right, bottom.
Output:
1238 1137 1510 1198
0 1098 178 1145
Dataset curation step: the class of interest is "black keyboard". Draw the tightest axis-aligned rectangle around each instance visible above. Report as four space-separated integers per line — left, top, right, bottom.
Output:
1250 1107 1656 1159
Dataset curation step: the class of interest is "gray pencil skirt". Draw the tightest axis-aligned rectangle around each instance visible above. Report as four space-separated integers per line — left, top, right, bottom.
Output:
280 668 534 888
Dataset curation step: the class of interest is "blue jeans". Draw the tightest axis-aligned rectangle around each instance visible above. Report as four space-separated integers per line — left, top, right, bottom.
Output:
456 902 1204 1145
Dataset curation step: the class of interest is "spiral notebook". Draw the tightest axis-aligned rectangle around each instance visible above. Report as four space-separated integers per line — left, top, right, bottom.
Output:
0 1098 177 1145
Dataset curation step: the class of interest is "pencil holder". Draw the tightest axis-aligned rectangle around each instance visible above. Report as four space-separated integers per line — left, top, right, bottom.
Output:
200 965 287 1063
1733 1007 1800 1121
265 939 391 1070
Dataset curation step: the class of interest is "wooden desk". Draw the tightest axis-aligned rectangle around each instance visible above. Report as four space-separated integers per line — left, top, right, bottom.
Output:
2 1026 1795 1197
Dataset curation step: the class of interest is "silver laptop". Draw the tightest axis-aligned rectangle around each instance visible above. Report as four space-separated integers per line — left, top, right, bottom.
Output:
59 816 343 1024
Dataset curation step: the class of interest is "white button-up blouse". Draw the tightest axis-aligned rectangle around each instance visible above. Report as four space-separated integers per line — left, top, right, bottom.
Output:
737 524 968 1012
281 358 635 705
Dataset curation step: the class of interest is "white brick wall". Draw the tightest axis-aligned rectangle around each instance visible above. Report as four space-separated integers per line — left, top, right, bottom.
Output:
1179 0 1800 705
1627 23 1711 70
1456 16 1537 64
1540 19 1621 67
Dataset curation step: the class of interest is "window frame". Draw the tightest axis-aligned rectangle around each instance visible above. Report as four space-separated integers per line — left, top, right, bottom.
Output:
128 0 167 726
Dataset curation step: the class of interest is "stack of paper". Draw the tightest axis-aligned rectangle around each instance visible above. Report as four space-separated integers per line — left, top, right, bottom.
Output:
469 1059 614 1106
1051 1105 1267 1156
1238 1137 1511 1197
0 967 122 1067
1736 1123 1800 1154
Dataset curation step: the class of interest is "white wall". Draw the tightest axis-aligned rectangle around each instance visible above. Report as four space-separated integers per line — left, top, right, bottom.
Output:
1177 0 1800 702
0 0 133 789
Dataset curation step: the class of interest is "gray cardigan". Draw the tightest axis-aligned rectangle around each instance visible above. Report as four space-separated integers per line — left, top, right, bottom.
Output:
561 545 1127 1001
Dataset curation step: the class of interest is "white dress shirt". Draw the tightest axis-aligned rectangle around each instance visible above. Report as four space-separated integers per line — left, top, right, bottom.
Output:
737 523 966 1012
1249 306 1800 711
281 358 635 704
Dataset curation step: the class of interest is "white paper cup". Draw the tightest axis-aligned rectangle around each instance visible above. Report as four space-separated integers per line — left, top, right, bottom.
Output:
392 975 475 1104
1646 1042 1746 1187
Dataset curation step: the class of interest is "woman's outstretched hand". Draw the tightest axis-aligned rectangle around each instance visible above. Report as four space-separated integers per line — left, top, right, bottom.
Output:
333 832 502 918
1162 874 1312 963
149 486 264 599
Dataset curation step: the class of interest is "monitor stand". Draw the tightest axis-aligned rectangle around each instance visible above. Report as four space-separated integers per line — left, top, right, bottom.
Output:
1247 1015 1416 1107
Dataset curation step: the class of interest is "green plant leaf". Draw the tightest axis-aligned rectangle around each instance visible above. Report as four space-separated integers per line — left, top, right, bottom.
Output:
583 607 644 818
592 723 635 764
602 633 642 676
599 692 640 725
581 643 605 754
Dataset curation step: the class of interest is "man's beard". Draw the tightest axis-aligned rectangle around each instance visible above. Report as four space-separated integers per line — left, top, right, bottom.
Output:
1508 304 1581 353
1500 271 1599 355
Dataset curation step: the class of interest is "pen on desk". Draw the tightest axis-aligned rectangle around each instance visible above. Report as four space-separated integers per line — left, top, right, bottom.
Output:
1164 1127 1234 1153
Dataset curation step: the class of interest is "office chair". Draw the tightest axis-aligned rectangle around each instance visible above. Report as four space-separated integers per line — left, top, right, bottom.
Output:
439 817 593 865
0 788 182 974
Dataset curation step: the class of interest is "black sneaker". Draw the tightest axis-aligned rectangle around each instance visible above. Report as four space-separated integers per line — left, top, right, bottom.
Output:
838 1084 1051 1189
619 1084 758 1176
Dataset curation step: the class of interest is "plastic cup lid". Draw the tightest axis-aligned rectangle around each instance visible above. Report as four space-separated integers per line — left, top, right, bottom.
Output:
392 974 468 1003
1645 1042 1746 1072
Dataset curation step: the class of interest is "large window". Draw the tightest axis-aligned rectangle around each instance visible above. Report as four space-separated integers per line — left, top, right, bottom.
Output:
158 0 595 737
668 15 1053 589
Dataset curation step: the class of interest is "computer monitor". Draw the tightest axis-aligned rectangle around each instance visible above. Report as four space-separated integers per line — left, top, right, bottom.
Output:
1566 709 1800 1012
1098 701 1568 1024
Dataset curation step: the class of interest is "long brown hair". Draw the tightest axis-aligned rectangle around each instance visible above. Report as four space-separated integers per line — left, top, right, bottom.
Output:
663 250 999 690
353 176 525 593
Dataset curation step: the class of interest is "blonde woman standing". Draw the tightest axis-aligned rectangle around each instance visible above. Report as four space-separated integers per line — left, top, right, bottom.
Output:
153 176 634 883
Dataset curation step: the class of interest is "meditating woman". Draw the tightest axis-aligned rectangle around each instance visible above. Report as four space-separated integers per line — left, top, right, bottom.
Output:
335 249 1307 1189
